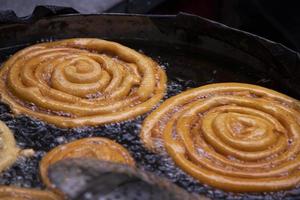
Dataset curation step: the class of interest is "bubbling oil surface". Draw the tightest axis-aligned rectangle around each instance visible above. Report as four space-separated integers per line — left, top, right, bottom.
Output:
0 40 299 200
0 79 298 199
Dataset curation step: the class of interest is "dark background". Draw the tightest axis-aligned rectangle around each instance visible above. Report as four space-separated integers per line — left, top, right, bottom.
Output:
1 0 300 52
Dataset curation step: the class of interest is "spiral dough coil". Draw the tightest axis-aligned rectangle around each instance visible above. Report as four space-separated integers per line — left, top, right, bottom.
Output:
0 121 19 172
40 137 135 190
0 186 62 200
0 38 166 128
141 83 300 192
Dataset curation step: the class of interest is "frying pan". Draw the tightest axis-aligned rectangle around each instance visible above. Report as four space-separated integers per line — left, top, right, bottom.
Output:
0 6 299 200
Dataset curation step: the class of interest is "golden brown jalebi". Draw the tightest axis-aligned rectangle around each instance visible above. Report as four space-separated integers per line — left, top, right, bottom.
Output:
141 83 300 192
0 186 62 200
0 121 19 172
0 38 166 128
40 137 135 189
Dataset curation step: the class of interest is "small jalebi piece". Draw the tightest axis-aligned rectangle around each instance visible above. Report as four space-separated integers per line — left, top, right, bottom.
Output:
0 38 166 128
0 186 62 200
0 121 19 172
40 137 135 189
141 83 300 192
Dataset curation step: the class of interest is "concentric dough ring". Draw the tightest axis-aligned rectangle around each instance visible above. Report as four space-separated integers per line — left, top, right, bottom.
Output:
40 137 135 189
0 38 166 128
0 121 19 172
0 186 62 200
141 83 300 192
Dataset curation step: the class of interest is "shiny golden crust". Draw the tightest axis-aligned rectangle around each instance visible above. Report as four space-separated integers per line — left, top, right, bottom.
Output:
0 121 19 172
40 137 135 189
0 186 62 200
0 38 166 128
141 83 300 192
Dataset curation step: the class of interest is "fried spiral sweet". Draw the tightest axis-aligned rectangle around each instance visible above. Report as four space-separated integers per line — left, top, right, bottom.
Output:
0 121 19 172
141 83 300 192
0 38 166 128
40 137 135 189
0 186 62 200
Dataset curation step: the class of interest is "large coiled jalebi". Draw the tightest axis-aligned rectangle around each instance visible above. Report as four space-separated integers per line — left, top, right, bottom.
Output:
141 83 300 192
0 38 166 128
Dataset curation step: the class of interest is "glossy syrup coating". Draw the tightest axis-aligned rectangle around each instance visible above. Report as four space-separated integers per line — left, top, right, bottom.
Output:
0 186 62 200
40 137 135 190
0 38 167 128
0 121 19 172
141 82 300 192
